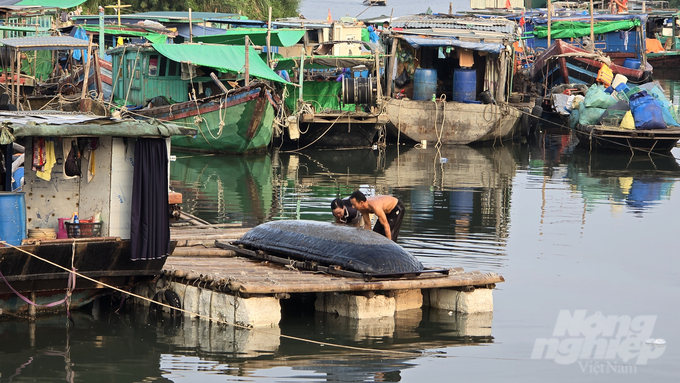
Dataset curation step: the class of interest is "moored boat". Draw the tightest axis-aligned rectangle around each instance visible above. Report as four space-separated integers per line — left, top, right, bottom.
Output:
108 43 288 154
573 123 680 152
531 40 652 90
382 15 522 145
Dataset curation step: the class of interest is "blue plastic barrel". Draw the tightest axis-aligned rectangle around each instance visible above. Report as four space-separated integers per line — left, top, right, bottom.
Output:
0 192 26 246
453 68 477 102
623 58 641 69
413 68 438 101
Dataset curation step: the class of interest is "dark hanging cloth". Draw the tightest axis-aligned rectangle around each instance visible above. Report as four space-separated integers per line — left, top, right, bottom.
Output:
130 138 169 261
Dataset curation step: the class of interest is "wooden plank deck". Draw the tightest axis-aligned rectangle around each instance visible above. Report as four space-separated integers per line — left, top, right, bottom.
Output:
163 255 504 295
167 220 504 296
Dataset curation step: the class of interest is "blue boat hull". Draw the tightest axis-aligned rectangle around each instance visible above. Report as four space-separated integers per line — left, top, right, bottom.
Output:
235 220 424 274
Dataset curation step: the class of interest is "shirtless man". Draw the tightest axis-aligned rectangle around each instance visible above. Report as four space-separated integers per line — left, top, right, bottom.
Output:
349 190 405 242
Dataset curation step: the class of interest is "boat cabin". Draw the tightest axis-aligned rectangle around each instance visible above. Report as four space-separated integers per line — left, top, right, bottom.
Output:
386 15 517 104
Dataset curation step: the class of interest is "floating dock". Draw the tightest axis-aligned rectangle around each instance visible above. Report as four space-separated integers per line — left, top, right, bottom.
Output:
134 224 505 327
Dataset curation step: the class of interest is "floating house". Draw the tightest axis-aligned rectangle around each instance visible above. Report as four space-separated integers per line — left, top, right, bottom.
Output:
0 114 195 316
382 15 523 145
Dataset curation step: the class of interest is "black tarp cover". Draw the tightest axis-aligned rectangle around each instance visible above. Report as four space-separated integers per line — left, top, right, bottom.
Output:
130 138 169 261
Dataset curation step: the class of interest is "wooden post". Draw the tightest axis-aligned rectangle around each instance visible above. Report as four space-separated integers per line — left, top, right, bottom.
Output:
589 0 595 53
267 7 272 68
547 0 552 47
673 13 677 50
298 52 304 102
80 38 94 111
386 37 397 98
16 49 20 109
93 49 103 100
99 6 105 58
244 36 250 85
10 48 15 105
189 8 193 44
449 2 452 15
374 51 381 100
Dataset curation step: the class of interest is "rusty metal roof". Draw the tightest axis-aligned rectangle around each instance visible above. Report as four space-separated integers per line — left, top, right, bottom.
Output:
391 15 516 34
0 36 94 51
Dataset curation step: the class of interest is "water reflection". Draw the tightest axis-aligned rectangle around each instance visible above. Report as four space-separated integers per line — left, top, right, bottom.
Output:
170 153 274 226
567 149 679 215
0 304 494 382
170 146 521 271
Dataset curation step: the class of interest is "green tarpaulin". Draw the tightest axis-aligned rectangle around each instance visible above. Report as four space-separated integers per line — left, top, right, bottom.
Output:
151 43 288 84
79 25 168 44
15 0 87 8
193 29 305 47
533 19 641 39
284 81 356 113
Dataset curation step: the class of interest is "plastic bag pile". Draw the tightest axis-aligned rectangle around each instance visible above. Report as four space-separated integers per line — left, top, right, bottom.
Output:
563 78 680 131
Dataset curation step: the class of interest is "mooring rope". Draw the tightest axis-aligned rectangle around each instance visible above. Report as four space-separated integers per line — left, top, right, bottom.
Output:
0 240 422 357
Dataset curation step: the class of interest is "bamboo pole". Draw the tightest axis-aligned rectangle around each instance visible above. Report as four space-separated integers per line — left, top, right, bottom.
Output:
547 0 552 47
10 48 15 105
589 0 595 53
266 6 272 68
93 49 103 100
244 36 250 85
386 37 398 98
189 8 193 43
80 37 94 102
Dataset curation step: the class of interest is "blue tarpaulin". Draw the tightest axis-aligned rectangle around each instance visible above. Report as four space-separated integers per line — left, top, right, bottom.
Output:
71 26 88 62
402 36 504 53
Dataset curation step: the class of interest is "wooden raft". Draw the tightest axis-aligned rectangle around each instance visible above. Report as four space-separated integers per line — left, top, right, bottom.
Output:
163 255 504 295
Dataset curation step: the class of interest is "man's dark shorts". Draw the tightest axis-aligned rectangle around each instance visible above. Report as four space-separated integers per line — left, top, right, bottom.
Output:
373 199 405 242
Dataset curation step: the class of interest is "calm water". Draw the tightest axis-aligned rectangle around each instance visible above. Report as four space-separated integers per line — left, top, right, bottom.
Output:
4 86 680 381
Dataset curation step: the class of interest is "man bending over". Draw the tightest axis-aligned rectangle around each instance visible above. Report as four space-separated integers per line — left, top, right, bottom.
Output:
349 190 405 242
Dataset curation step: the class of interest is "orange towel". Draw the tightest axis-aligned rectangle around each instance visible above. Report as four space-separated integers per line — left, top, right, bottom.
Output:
646 38 665 54
459 49 474 68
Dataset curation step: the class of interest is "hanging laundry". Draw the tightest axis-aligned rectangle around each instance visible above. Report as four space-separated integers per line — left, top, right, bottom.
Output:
36 139 56 181
32 137 46 172
62 138 78 179
459 49 474 68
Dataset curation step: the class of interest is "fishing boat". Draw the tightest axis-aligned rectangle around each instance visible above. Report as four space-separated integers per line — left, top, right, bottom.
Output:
382 15 522 145
108 43 288 154
526 13 654 89
364 0 387 6
531 40 652 90
0 113 195 316
573 123 680 152
269 19 389 149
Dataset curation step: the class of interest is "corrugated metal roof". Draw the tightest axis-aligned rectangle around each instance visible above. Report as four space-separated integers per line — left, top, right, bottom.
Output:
0 36 93 50
391 15 516 34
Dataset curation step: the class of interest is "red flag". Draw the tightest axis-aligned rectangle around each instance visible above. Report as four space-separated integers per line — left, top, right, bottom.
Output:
519 11 525 27
505 0 512 9
327 9 333 23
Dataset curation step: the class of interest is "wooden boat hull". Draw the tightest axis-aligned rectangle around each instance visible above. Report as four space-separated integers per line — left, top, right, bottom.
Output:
531 40 652 88
384 99 521 145
0 238 169 315
280 112 386 149
134 84 275 154
574 123 680 152
235 220 424 274
646 52 680 73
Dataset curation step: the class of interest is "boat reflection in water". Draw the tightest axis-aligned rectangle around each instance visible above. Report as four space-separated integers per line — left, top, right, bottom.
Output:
0 304 492 382
567 148 680 216
170 152 274 226
381 146 518 270
170 145 522 270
